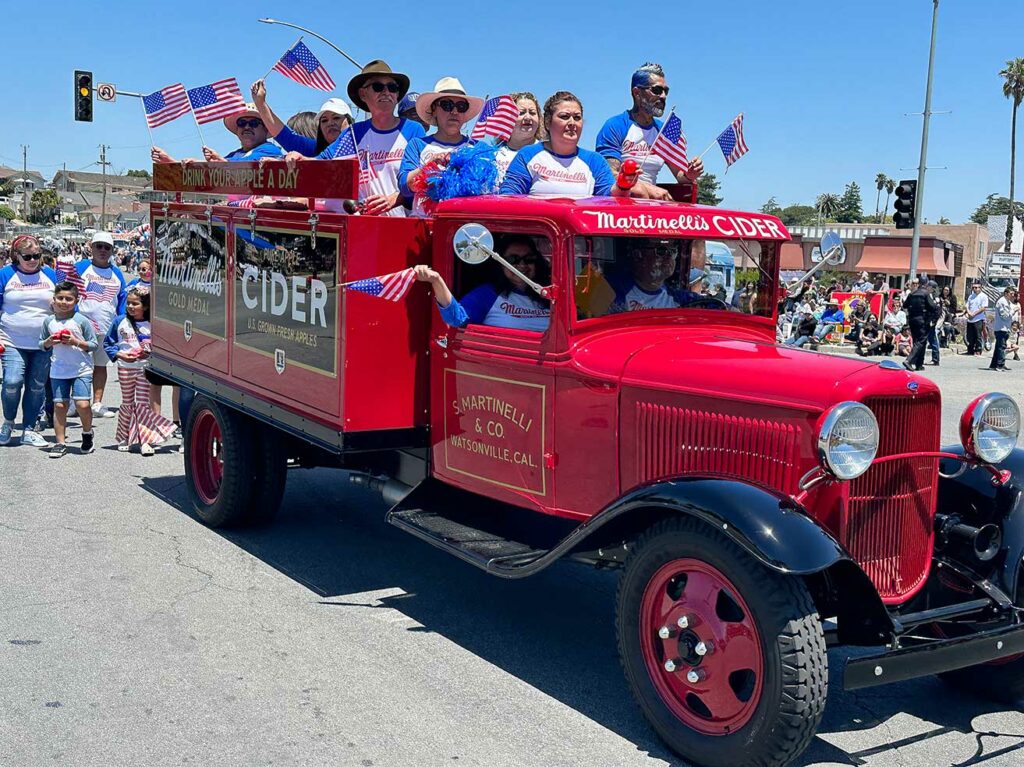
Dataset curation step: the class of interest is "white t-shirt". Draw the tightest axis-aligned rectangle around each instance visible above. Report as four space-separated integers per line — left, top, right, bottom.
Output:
495 144 525 184
967 291 990 322
0 267 58 349
482 291 550 332
399 135 470 218
42 314 96 379
76 261 125 336
613 283 679 313
595 111 666 183
499 145 615 198
109 317 150 369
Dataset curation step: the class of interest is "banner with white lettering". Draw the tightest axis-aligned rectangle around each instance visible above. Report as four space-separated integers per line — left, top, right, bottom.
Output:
153 217 227 339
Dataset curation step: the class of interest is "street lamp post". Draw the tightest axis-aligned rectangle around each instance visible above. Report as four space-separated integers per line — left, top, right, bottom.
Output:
909 0 940 280
257 19 363 70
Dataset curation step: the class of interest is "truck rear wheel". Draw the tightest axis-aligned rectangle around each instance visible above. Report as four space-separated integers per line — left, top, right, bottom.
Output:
616 517 827 767
184 396 255 528
246 424 288 525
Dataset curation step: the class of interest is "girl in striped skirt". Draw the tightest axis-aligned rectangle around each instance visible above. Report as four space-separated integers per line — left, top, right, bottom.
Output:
103 287 175 455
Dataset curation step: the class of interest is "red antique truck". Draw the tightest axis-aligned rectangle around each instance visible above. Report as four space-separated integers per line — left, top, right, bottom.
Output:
150 160 1024 767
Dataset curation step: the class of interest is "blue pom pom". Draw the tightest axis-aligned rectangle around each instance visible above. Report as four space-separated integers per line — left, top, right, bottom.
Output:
426 141 500 202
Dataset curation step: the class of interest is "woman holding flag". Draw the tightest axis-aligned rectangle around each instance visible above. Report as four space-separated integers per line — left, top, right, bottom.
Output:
250 80 353 157
494 92 545 182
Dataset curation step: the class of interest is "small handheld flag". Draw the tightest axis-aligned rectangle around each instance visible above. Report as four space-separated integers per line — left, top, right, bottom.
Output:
187 78 247 125
651 111 688 172
345 268 416 302
142 84 190 128
273 40 336 92
716 113 748 168
471 95 519 141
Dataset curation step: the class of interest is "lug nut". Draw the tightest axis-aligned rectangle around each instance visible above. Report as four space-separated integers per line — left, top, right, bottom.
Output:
657 626 676 640
664 659 680 672
676 615 690 630
695 640 714 657
686 669 706 684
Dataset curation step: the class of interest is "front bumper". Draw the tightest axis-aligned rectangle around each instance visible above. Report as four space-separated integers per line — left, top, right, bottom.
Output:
845 622 1024 690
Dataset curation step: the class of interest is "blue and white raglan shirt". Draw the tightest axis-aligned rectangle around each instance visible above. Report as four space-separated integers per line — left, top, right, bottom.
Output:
495 142 535 183
398 135 472 217
225 141 284 161
595 111 667 183
319 118 426 217
0 265 59 350
438 285 550 332
104 315 150 370
75 259 127 338
126 278 151 289
273 124 318 157
499 144 615 198
40 313 97 380
606 273 701 314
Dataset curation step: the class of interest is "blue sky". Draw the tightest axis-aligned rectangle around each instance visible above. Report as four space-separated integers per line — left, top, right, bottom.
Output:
2 0 1022 223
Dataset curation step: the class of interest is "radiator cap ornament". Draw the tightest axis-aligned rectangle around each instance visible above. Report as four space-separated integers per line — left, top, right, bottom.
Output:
907 381 919 392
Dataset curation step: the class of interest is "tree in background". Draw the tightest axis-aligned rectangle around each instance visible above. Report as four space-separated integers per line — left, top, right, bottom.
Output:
29 188 61 224
837 182 864 223
0 178 15 198
937 217 952 225
126 169 152 180
874 172 888 222
760 196 782 217
0 204 16 221
779 205 818 226
970 193 1016 225
881 177 896 223
697 173 723 206
1000 58 1024 247
815 193 841 226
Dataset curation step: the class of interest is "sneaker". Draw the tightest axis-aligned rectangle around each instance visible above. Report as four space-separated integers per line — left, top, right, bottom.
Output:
21 430 48 447
172 424 183 439
117 441 130 452
0 422 13 446
140 443 155 457
80 432 94 454
49 443 68 459
92 402 116 419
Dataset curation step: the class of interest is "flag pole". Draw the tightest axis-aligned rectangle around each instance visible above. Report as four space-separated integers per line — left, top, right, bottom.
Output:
636 106 676 171
139 95 157 148
189 105 208 153
264 35 304 81
695 131 724 162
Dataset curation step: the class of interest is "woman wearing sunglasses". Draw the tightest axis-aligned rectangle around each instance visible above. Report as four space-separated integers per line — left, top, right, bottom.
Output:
0 235 59 446
500 91 638 199
413 235 551 331
398 77 485 217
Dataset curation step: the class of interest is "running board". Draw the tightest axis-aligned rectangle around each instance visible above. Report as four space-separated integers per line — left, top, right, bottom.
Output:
386 481 579 578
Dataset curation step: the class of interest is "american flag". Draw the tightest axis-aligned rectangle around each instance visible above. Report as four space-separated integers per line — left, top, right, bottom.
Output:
651 112 688 171
142 84 190 128
187 78 247 125
83 280 121 303
717 113 749 167
346 268 416 302
273 40 335 91
327 127 374 187
471 95 519 141
55 258 85 293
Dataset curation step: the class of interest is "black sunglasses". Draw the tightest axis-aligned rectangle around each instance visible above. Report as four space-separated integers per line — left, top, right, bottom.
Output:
92 243 112 250
435 99 470 114
640 245 678 258
644 85 670 97
368 82 400 93
235 118 263 129
18 253 41 260
506 253 538 265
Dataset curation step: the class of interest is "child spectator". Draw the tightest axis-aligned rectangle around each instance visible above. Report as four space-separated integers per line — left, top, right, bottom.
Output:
1009 320 1022 362
40 282 97 457
103 287 175 455
894 326 912 357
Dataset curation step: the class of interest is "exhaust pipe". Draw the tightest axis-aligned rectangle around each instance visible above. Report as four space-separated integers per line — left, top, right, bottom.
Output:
349 473 413 506
936 514 1003 562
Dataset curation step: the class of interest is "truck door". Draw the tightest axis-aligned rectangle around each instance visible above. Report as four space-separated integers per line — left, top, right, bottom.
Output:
428 222 560 511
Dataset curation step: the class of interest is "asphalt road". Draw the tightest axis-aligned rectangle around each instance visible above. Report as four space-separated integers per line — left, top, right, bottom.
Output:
3 350 1024 767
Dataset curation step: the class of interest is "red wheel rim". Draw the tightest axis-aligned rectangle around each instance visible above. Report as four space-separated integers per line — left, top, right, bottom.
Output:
190 410 224 505
639 558 764 735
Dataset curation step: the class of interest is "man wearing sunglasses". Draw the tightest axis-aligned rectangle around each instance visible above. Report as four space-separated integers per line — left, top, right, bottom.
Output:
152 104 283 165
606 239 705 314
74 232 127 418
596 63 704 198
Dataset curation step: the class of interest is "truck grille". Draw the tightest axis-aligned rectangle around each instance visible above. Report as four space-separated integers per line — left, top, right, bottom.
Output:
635 403 800 493
844 395 941 603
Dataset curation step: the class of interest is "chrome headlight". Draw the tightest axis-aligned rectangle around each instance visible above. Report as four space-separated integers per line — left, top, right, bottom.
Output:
961 393 1020 464
817 402 879 480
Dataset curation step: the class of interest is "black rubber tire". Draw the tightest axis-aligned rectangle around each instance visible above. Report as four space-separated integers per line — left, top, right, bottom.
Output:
245 424 288 525
183 396 255 528
616 516 828 767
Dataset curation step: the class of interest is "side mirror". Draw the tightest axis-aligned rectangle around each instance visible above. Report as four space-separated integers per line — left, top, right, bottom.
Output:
451 222 548 297
820 231 843 263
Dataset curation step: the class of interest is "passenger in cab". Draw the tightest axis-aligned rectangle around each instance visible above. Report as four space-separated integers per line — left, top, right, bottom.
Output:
501 92 645 199
151 104 284 164
495 92 544 182
251 79 353 156
607 239 704 313
398 78 484 217
413 236 551 331
595 63 704 198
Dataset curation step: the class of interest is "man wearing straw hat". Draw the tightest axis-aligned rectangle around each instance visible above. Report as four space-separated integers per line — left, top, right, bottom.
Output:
596 63 703 196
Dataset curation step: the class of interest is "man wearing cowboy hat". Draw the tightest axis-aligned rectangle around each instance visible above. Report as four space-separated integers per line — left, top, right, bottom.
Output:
398 77 484 217
151 104 283 164
304 59 425 216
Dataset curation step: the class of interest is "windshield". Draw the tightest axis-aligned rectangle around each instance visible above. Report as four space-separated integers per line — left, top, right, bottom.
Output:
573 236 778 320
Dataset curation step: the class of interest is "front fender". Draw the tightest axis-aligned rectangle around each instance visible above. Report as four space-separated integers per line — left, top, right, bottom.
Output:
938 445 1024 602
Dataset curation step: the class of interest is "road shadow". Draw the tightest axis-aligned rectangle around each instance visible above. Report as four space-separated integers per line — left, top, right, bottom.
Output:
140 467 1024 767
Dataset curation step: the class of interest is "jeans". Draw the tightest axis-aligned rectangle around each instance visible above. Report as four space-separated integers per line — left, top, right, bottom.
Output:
991 330 1009 369
1 347 51 429
928 326 940 363
966 322 983 354
814 323 835 340
785 335 812 348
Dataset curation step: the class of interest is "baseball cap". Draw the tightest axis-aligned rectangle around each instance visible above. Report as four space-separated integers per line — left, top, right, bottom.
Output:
398 92 420 114
91 232 114 246
315 98 352 125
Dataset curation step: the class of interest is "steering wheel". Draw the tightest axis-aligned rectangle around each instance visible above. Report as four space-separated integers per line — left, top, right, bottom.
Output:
679 295 731 311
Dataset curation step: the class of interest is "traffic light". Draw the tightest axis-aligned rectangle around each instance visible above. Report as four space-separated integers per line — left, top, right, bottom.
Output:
893 179 917 230
74 70 93 122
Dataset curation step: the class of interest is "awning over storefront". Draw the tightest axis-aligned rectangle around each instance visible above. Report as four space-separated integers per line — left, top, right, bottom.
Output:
855 239 953 277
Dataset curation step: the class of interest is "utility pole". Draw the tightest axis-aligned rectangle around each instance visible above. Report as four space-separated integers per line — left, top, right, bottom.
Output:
97 142 109 229
909 0 940 280
21 144 29 220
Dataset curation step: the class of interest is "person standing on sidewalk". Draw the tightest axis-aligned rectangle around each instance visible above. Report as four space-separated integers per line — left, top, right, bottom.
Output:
990 286 1017 372
75 232 127 418
926 280 942 365
903 275 940 371
965 282 989 355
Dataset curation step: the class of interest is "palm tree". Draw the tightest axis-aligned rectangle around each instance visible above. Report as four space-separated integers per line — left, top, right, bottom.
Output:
881 177 896 222
1000 58 1024 248
874 172 888 223
816 193 841 227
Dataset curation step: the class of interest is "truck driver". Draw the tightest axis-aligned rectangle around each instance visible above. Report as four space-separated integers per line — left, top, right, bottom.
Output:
606 239 704 314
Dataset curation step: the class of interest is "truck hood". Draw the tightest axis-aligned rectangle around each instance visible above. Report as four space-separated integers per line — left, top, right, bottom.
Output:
574 329 923 411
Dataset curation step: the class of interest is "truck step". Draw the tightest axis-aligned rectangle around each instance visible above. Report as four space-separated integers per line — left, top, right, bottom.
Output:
386 481 577 577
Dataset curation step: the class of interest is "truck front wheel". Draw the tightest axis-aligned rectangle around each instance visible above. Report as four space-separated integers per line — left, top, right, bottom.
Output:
184 396 255 527
617 517 828 767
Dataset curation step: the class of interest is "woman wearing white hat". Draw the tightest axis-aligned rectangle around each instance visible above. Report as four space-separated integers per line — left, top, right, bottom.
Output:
398 77 484 218
251 80 353 156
